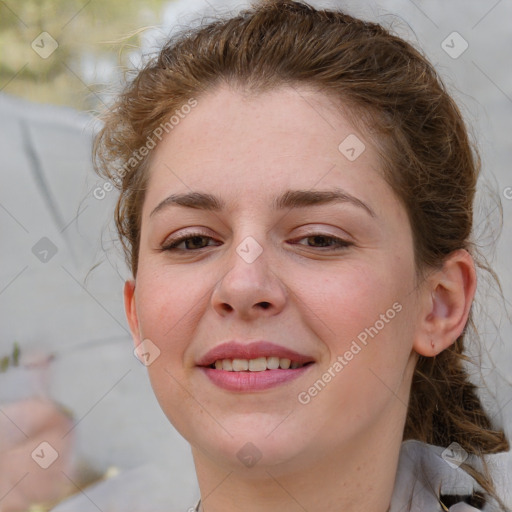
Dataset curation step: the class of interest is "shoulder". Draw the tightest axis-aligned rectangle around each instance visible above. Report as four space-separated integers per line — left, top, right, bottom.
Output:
390 440 511 512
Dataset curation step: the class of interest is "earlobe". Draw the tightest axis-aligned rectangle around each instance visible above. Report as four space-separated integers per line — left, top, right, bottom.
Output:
124 280 141 347
413 249 476 357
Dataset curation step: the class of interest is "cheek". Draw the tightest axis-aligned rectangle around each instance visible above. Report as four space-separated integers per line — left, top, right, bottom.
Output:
133 265 209 380
297 259 415 410
134 268 203 434
299 261 407 349
135 263 201 334
295 299 413 448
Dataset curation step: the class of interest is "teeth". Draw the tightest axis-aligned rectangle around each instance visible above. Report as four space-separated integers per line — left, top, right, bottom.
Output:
249 357 267 372
279 358 291 369
267 356 280 370
211 357 304 371
232 359 249 371
222 359 233 371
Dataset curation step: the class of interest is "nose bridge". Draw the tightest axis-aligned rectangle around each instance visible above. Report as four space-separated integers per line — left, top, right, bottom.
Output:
227 229 271 288
235 234 266 265
211 220 287 317
229 211 271 265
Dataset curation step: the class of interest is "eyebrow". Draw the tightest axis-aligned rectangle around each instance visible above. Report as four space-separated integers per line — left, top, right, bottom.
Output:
150 188 376 218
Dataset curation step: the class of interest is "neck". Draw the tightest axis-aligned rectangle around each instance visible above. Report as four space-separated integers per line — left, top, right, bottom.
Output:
191 404 406 512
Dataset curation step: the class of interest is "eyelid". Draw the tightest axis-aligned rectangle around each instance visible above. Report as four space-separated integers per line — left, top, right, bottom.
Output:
161 229 217 250
289 233 352 250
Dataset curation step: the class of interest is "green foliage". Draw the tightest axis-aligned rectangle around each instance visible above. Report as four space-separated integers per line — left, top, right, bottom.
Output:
0 0 169 110
0 342 21 373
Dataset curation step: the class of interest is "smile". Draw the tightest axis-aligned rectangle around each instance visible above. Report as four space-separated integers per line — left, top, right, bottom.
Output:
210 357 308 371
197 340 315 391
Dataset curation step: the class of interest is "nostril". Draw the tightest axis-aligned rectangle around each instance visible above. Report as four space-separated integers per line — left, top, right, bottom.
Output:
259 302 271 309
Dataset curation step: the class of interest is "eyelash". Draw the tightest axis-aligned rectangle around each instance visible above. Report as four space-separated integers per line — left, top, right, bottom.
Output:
161 232 352 252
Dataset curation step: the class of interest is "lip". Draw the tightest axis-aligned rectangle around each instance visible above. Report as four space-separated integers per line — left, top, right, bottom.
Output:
196 340 314 367
196 340 315 392
199 365 313 391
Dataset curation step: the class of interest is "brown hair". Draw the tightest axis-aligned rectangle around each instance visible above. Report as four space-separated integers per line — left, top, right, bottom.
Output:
93 0 510 508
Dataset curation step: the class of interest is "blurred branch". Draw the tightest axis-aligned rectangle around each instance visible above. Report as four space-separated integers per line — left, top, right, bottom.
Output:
0 0 168 110
0 341 21 373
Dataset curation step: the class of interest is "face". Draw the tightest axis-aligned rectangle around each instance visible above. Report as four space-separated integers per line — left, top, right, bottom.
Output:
125 84 424 473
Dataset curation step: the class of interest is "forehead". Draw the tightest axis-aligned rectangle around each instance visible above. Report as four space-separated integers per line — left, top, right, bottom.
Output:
153 84 359 160
144 84 390 215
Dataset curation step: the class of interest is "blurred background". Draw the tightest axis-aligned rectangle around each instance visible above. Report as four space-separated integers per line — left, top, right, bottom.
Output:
0 0 511 510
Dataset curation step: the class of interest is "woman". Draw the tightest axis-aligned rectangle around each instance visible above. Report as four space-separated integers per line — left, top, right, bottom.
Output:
93 1 510 510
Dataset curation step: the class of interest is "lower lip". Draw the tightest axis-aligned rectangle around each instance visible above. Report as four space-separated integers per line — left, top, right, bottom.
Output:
199 365 313 391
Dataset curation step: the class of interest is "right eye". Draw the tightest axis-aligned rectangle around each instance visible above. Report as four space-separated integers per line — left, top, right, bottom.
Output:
161 233 221 252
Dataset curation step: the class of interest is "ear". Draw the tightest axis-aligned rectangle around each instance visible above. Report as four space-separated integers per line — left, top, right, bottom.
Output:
413 249 477 357
124 280 141 348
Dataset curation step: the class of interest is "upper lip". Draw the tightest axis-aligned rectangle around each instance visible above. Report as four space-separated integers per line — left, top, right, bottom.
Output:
196 341 315 367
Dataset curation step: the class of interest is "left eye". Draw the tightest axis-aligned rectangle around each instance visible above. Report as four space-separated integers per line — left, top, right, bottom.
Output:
161 233 351 252
291 234 352 250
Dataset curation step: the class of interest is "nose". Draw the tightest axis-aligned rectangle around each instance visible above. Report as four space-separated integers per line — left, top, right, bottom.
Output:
211 237 287 321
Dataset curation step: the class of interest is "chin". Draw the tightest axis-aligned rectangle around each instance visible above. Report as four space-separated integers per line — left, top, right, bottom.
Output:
188 413 313 470
201 437 305 473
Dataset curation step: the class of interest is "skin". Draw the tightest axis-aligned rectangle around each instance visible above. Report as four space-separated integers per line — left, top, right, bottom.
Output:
124 84 476 512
